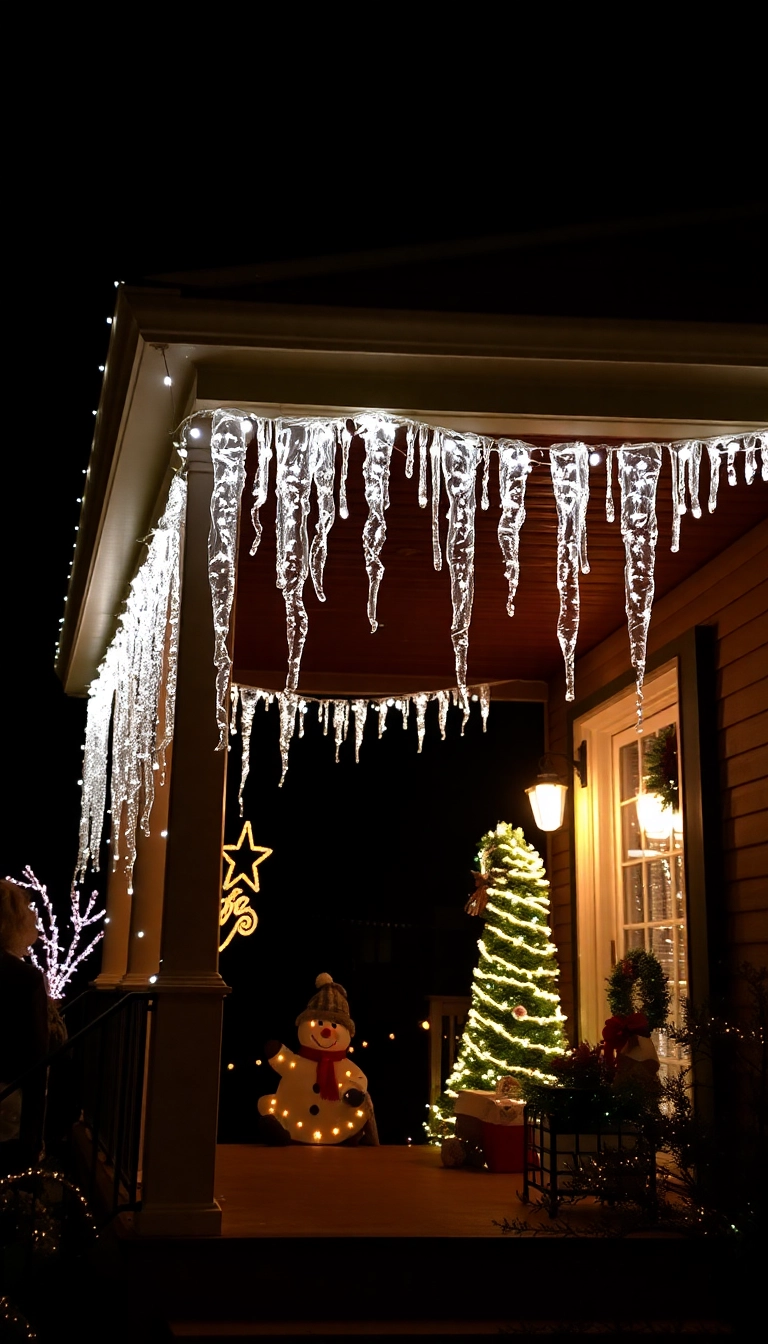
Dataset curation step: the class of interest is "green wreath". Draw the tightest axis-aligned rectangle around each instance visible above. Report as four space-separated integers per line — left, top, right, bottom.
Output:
643 726 679 812
606 949 671 1031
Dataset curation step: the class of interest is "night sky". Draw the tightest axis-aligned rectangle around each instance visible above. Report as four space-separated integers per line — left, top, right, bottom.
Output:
3 199 765 1142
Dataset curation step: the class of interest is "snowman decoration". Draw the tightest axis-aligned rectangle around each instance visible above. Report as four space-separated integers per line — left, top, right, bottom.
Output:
258 973 378 1145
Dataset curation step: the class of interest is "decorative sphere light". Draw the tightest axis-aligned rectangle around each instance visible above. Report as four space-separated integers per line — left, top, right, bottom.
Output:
98 365 105 372
189 427 202 440
106 317 113 324
636 790 674 840
149 974 158 984
163 375 173 387
589 450 602 467
421 1020 430 1030
137 930 144 939
255 1059 262 1066
388 1033 395 1040
160 830 168 838
227 1063 234 1071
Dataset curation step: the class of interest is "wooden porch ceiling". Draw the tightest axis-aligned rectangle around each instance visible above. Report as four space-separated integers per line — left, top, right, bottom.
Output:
232 432 768 696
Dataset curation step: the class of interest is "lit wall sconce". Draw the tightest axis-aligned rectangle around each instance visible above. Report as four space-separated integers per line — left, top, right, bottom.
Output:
526 743 587 832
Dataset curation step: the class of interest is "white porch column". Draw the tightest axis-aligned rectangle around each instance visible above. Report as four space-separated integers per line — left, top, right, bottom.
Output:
136 438 231 1236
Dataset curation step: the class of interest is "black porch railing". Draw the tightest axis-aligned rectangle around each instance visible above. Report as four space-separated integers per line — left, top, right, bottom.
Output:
0 990 153 1225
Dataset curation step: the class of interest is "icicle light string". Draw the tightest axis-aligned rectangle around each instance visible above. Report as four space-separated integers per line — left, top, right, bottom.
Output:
231 681 491 792
192 409 765 748
73 408 764 891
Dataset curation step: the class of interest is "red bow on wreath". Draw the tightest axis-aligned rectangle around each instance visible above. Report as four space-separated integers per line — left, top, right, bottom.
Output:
602 1012 650 1073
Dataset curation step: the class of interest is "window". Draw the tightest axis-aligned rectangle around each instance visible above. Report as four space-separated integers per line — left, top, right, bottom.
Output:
573 663 689 1079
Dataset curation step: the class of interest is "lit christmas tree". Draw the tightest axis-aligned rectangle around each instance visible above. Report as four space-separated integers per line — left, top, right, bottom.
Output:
429 822 568 1139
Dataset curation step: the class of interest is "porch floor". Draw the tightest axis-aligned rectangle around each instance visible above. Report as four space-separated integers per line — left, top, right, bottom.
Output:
214 1141 553 1238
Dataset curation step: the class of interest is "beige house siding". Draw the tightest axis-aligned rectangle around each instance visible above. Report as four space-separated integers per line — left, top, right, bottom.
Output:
547 519 768 1038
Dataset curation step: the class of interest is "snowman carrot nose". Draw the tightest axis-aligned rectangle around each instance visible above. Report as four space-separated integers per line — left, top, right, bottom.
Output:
320 1027 332 1038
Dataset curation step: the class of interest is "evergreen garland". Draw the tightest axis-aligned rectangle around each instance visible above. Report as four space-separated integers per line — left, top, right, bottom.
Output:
606 948 671 1031
428 822 567 1141
643 726 679 811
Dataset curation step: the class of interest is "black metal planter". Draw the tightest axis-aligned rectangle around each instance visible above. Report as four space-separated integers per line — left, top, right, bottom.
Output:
522 1091 657 1218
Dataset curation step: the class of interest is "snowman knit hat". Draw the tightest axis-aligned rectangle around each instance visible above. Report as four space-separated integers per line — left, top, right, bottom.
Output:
296 973 355 1037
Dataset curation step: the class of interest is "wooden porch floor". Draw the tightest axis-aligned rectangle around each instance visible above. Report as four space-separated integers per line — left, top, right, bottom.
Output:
214 1142 530 1238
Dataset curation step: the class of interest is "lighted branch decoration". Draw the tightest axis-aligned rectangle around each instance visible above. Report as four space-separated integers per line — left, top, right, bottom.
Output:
11 867 105 1000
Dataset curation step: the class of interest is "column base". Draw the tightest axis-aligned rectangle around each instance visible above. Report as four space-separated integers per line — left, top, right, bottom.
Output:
133 1200 222 1237
120 971 159 988
92 972 125 990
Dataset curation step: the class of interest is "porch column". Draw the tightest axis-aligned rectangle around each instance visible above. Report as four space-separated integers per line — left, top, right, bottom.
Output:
136 439 231 1237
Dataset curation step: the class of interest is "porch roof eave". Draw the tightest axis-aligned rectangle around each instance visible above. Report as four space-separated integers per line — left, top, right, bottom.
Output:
55 286 768 698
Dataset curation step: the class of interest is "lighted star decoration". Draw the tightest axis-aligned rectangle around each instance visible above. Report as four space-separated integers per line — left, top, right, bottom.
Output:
222 821 273 895
219 822 272 953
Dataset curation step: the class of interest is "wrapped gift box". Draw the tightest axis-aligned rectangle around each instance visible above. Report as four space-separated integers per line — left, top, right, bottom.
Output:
455 1088 528 1172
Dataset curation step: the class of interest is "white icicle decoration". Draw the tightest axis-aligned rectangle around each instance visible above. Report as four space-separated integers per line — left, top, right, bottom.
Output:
274 420 336 691
308 422 337 603
249 419 273 558
278 690 298 785
231 681 491 783
669 442 703 553
549 444 590 701
430 429 443 571
707 443 721 513
481 441 492 510
436 689 449 740
237 688 261 815
618 443 662 729
405 423 416 479
497 441 530 617
442 432 480 695
418 424 430 508
339 422 352 520
352 699 368 762
209 412 249 747
479 684 490 731
76 472 186 885
605 448 615 523
359 414 396 632
76 661 114 880
414 693 429 752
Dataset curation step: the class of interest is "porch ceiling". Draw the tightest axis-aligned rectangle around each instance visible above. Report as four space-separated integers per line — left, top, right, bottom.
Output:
232 430 768 697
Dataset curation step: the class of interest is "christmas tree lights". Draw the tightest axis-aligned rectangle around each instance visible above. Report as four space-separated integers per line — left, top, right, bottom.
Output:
428 823 568 1142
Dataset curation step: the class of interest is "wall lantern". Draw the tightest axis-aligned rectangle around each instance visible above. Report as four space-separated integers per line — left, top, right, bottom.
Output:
526 744 588 832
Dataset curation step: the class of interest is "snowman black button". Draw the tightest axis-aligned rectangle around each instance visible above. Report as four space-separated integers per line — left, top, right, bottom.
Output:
309 1104 319 1115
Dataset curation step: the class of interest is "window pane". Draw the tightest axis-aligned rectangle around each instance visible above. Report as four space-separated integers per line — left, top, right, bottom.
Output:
623 866 644 925
676 923 687 997
624 927 646 954
674 857 685 918
621 801 641 860
651 925 675 981
647 859 673 921
619 743 639 801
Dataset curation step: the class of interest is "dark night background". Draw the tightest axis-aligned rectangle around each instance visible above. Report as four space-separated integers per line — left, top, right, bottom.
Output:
2 189 765 1143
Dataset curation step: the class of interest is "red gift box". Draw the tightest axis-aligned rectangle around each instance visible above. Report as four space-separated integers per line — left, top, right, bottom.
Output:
481 1119 527 1172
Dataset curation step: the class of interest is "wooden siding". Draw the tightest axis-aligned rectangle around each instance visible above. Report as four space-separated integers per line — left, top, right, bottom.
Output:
548 519 768 1035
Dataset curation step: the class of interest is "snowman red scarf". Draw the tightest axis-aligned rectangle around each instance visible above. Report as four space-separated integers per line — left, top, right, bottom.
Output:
298 1046 348 1101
